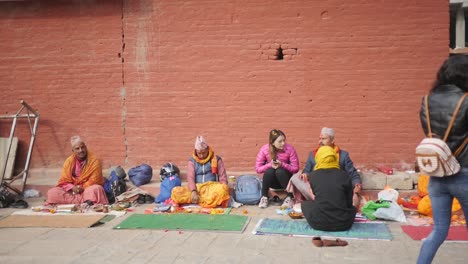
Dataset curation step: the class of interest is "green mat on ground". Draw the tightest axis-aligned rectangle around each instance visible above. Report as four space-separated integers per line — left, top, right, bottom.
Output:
253 218 392 240
114 213 250 233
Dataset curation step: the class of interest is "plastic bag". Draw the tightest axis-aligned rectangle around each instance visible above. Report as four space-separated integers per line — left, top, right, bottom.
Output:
378 187 399 202
374 201 407 222
23 189 40 198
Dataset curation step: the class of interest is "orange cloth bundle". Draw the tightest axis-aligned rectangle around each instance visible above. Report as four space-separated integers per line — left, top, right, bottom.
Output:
170 182 230 208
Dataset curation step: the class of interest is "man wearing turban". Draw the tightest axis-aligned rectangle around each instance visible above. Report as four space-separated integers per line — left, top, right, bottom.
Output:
170 136 230 207
301 146 357 231
46 136 108 205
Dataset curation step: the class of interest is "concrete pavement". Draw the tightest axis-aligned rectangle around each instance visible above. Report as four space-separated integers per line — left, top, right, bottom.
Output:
0 197 466 264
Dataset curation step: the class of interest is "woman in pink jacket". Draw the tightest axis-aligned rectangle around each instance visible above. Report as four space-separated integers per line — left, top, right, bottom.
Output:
255 129 299 208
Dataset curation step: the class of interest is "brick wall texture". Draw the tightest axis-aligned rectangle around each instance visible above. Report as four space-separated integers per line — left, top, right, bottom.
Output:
0 0 449 174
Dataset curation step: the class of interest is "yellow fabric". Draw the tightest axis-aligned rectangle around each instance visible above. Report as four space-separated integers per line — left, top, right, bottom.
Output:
417 174 430 197
197 181 230 208
57 151 104 189
313 146 340 171
171 182 230 208
417 195 462 216
417 195 432 216
171 186 192 204
333 145 340 164
191 146 218 174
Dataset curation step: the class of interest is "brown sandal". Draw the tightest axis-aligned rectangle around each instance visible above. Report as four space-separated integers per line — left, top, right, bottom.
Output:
312 237 323 247
322 238 348 247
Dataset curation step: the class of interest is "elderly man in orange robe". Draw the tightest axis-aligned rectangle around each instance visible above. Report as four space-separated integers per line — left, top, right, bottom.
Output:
46 136 109 205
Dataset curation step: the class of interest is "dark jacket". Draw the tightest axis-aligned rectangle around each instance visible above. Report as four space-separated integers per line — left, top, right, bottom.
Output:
301 168 356 231
303 149 362 186
419 85 468 167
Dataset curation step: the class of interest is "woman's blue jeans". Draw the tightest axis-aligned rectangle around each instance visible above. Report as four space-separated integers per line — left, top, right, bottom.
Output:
416 168 468 264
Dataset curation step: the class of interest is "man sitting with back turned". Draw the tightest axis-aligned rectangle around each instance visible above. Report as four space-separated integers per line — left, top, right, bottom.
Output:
286 127 362 208
46 136 109 205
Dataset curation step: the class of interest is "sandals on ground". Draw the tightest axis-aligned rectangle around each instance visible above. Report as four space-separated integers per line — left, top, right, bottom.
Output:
10 200 29 209
312 237 348 247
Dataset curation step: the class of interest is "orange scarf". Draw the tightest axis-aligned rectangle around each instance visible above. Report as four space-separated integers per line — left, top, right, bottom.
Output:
57 151 104 189
192 147 218 174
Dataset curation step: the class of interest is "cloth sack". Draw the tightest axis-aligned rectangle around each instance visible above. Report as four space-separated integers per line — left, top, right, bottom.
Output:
128 164 153 187
155 175 181 203
171 182 230 208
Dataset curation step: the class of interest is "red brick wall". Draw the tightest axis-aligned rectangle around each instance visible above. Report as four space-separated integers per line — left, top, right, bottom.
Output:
0 0 449 175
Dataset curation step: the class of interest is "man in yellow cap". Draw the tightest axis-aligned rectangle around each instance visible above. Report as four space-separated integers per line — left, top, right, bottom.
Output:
301 146 357 231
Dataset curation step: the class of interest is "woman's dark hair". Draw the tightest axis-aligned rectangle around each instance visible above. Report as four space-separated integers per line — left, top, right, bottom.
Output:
269 129 286 160
432 54 468 92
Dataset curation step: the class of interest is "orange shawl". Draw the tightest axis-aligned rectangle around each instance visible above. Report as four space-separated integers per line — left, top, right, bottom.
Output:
56 151 104 189
192 147 218 174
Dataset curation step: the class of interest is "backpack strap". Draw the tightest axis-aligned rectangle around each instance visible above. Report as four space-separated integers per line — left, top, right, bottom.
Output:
442 93 467 141
454 136 468 157
424 95 432 138
425 93 467 157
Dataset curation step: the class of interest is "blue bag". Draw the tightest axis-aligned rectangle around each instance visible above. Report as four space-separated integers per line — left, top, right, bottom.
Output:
155 175 181 203
128 164 153 187
104 170 127 204
234 175 262 205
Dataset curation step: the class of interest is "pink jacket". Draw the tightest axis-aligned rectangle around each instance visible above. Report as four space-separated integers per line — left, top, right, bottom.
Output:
255 143 299 174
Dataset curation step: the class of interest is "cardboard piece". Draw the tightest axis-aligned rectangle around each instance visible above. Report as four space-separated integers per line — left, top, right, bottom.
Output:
0 214 106 228
0 137 18 180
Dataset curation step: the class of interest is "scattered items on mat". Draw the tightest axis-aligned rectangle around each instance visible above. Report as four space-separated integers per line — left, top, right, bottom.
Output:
13 208 126 218
92 204 109 213
276 207 292 216
153 204 171 212
288 211 304 219
28 203 128 215
312 237 348 247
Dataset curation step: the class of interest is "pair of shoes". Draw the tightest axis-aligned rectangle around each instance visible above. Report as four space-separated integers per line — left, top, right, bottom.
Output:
270 195 282 206
145 194 154 204
281 196 294 209
10 200 28 209
137 194 146 204
138 194 154 204
312 237 348 247
258 196 268 208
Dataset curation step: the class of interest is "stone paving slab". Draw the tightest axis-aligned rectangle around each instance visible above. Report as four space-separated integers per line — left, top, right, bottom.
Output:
0 198 465 264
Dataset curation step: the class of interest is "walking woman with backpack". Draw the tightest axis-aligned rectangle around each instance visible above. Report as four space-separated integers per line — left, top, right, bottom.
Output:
417 55 468 264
